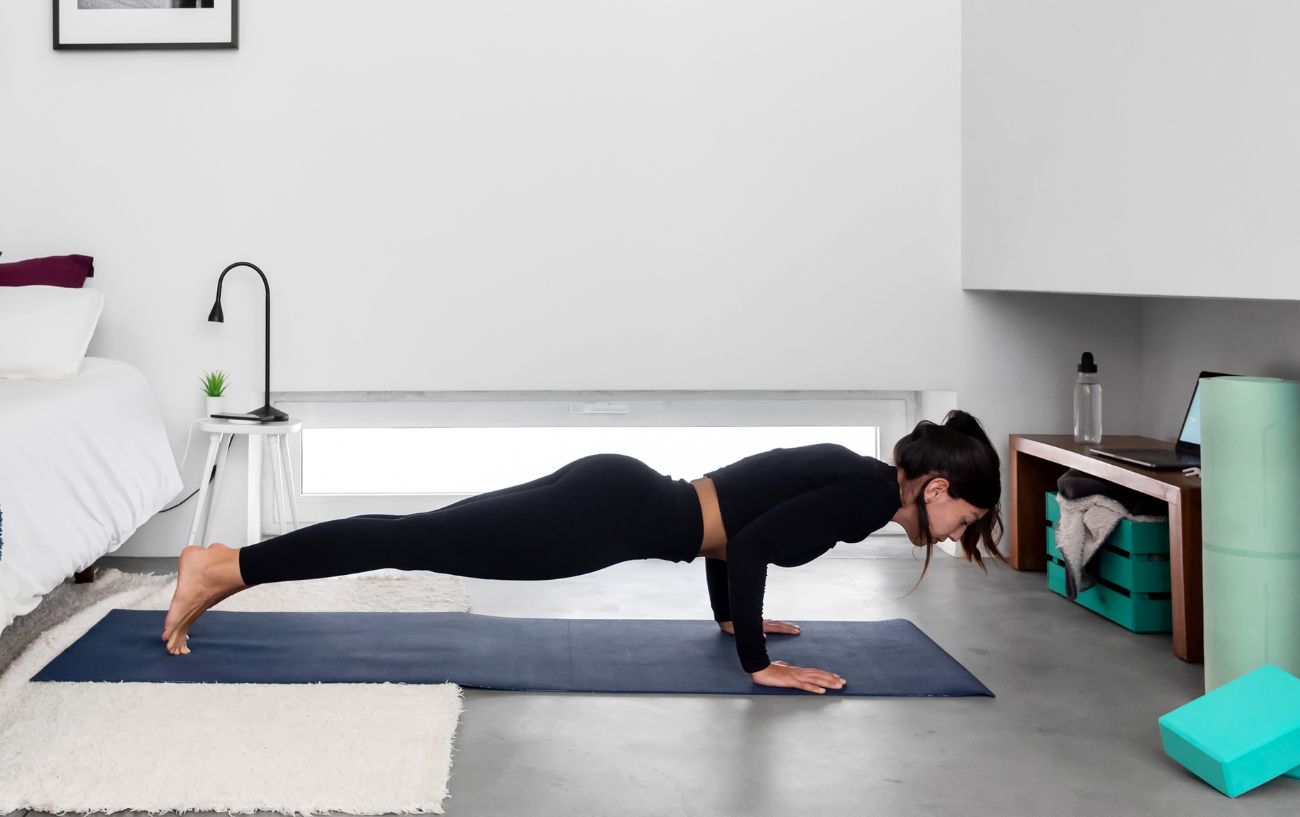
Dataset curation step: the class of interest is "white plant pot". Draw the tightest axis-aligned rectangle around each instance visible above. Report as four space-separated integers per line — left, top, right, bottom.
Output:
205 395 226 417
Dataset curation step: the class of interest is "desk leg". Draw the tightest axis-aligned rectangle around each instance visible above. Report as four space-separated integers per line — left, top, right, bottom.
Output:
1169 494 1204 662
187 433 222 548
1010 450 1068 570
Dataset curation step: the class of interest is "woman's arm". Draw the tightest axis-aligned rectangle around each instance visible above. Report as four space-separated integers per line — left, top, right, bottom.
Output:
705 558 731 624
710 559 800 635
721 477 865 683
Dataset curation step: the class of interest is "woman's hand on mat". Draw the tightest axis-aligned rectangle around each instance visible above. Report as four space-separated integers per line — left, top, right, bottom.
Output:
717 619 801 636
751 660 846 694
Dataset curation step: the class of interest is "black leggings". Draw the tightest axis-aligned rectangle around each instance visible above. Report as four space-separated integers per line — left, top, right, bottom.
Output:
237 454 705 586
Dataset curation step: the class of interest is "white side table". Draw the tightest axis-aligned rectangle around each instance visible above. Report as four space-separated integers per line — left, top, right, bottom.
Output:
187 417 303 548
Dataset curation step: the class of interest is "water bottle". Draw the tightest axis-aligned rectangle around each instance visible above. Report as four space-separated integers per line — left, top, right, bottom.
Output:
1073 352 1103 444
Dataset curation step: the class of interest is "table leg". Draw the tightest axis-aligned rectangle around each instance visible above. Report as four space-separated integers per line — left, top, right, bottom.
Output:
280 433 300 531
187 433 223 548
246 433 263 545
1169 493 1204 662
203 432 232 547
268 434 289 536
1010 449 1069 570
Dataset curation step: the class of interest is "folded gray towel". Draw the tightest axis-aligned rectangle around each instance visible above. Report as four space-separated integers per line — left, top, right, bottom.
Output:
1053 471 1167 599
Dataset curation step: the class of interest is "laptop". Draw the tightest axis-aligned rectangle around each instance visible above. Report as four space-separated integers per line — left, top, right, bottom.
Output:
1089 371 1232 470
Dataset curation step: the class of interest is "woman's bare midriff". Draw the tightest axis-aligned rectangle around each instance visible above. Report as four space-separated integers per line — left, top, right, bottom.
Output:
691 477 728 560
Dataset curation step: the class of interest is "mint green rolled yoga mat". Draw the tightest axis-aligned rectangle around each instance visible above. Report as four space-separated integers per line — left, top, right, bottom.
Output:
1201 375 1300 782
1201 376 1300 693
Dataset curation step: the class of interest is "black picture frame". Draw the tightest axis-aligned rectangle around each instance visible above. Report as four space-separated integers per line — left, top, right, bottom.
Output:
53 0 239 51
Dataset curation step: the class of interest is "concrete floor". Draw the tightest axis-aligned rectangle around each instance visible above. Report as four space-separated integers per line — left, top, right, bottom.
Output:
19 539 1300 817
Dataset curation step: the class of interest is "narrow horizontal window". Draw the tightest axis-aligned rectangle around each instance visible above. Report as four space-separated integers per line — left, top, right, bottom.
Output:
273 390 916 524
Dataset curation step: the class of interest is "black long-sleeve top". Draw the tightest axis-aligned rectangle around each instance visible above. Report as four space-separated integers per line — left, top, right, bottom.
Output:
701 443 902 673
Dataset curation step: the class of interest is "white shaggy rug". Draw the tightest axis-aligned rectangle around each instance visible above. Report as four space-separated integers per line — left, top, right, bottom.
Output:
0 567 470 816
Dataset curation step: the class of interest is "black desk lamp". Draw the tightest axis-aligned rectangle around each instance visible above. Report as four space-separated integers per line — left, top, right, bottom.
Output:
206 261 288 422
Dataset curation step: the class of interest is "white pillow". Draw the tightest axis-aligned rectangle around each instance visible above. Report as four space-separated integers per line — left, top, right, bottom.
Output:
0 285 105 379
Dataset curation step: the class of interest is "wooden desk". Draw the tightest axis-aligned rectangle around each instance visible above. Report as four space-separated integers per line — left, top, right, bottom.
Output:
1009 434 1203 662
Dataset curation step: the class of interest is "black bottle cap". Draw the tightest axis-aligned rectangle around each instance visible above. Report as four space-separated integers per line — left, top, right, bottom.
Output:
1078 352 1097 373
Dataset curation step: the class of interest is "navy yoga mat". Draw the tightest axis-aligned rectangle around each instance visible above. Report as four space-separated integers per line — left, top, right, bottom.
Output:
33 610 993 697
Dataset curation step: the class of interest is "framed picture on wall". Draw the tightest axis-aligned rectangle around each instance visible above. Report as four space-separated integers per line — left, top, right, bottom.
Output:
53 0 238 51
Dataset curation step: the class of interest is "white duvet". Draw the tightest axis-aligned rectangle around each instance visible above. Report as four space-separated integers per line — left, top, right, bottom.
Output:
0 357 181 633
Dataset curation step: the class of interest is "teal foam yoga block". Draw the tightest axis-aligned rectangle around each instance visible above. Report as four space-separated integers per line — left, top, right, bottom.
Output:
1159 664 1300 796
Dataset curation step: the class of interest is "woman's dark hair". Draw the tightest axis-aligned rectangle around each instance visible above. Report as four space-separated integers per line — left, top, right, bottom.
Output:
891 409 1007 585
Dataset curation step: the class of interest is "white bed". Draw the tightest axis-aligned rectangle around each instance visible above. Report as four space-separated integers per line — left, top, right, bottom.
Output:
0 356 181 633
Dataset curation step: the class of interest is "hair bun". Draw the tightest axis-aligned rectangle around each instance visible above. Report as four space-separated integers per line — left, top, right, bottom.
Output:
942 410 987 443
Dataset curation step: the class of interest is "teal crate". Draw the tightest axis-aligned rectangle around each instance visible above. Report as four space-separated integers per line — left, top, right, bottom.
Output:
1046 528 1171 593
1045 491 1170 555
1046 557 1172 632
1046 490 1062 524
1044 490 1172 632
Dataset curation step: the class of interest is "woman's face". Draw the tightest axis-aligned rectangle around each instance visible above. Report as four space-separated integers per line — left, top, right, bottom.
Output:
915 478 988 546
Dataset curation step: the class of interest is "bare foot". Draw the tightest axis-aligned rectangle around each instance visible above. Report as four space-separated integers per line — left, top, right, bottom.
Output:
161 542 247 655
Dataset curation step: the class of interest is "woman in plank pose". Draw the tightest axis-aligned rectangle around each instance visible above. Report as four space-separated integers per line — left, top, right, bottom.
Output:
163 410 1004 694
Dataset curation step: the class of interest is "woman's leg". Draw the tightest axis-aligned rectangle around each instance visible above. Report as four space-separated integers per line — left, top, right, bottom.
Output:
164 461 592 650
162 454 672 653
237 454 660 584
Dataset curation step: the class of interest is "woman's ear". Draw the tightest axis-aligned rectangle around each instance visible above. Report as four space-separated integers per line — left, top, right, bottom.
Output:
925 477 950 503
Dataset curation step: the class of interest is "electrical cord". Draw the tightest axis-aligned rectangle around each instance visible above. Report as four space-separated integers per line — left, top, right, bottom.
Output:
157 419 234 513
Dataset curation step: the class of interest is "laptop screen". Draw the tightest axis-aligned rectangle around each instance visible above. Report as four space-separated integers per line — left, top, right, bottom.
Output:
1178 383 1205 446
1178 372 1234 449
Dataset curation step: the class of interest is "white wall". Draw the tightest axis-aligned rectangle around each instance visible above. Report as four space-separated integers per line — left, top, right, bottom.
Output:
963 0 1300 300
3 0 970 393
1 1 1144 557
957 291 1144 543
1139 298 1300 439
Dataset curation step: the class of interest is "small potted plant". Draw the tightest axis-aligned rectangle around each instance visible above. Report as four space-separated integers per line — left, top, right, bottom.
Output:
200 370 230 417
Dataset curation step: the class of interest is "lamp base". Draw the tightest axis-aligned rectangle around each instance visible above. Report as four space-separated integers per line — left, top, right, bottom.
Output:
248 404 290 423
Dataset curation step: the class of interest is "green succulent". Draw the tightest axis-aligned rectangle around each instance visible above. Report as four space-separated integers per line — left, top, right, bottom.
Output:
200 369 230 397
